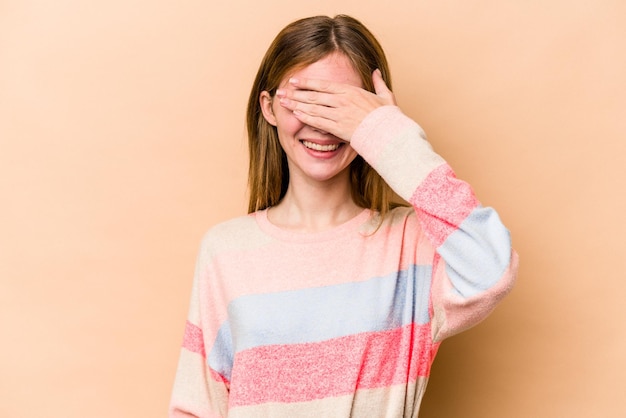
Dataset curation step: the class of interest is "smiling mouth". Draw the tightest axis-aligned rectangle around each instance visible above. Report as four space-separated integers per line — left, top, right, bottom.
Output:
301 140 342 152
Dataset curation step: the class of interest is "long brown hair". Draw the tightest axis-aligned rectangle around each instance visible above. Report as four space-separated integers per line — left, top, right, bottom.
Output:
246 15 403 216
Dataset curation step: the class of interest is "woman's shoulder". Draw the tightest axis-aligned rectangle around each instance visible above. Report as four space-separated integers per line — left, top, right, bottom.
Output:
198 212 270 255
205 212 257 236
362 205 418 235
383 205 417 226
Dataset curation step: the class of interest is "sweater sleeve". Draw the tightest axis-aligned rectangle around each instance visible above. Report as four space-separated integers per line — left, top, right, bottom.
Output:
169 235 230 418
350 105 519 342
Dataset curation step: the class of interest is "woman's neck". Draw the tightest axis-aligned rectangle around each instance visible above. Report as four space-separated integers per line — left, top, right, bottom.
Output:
267 171 362 233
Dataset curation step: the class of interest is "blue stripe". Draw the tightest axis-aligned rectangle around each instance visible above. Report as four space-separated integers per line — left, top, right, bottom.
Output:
209 265 432 364
207 322 234 381
439 206 511 298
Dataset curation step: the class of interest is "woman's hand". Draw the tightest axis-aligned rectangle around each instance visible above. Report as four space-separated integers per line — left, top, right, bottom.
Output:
276 69 396 142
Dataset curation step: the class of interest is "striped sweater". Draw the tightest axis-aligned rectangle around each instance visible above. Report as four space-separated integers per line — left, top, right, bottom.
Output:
169 106 518 417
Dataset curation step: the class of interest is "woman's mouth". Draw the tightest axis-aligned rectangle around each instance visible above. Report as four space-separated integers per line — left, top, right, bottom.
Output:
300 140 342 152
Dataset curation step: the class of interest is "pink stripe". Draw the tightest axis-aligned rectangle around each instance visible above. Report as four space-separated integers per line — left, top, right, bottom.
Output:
182 320 206 358
229 323 437 407
410 164 479 247
204 212 434 305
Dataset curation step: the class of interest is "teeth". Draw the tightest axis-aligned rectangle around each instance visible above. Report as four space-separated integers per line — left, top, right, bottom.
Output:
302 141 340 152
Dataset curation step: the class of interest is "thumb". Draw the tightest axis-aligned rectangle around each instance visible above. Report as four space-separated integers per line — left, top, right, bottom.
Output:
372 69 396 105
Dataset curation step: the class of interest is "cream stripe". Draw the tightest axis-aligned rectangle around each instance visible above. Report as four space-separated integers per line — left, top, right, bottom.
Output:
375 126 446 201
170 349 229 417
227 377 429 418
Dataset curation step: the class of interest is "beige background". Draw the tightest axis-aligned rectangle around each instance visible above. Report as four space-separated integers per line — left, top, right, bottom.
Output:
1 0 624 416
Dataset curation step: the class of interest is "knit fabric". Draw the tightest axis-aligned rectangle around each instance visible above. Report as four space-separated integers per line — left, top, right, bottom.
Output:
169 106 518 417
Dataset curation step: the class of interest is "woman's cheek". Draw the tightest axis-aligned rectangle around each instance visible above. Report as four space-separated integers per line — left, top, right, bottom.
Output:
278 108 305 133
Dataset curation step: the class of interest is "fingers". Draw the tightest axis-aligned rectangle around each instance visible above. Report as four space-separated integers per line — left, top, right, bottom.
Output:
276 87 356 141
288 77 338 93
277 88 334 109
278 95 335 120
372 69 396 105
282 71 395 108
276 77 345 108
274 74 394 142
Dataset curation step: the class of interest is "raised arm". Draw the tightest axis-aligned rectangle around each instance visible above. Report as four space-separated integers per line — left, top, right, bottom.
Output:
278 73 518 341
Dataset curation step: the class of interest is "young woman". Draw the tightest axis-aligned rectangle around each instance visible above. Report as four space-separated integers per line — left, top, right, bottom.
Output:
170 14 518 417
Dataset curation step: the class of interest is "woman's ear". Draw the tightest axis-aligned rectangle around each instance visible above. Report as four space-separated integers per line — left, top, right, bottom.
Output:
259 91 277 126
